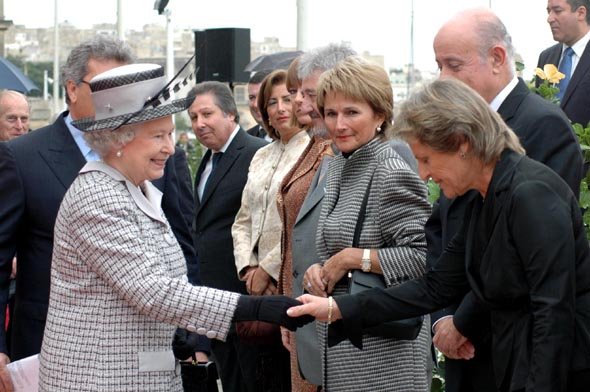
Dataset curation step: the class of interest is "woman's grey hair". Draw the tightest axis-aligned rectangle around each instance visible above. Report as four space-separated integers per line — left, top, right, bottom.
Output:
394 78 524 164
298 43 357 80
316 56 394 138
188 81 239 123
83 124 137 158
61 35 135 104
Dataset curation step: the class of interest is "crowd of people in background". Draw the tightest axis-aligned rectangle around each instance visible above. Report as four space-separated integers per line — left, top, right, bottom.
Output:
0 0 589 391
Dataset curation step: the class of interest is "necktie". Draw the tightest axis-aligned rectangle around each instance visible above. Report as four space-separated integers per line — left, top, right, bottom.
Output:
204 152 223 192
557 47 574 101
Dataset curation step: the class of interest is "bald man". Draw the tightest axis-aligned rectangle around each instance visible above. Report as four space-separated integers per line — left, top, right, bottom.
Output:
428 8 583 392
0 91 30 141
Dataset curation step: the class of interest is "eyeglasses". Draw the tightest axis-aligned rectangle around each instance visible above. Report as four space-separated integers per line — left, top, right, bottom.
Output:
80 80 92 87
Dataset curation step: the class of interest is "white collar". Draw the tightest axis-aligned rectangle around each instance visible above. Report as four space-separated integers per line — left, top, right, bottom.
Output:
490 76 519 112
80 161 166 224
212 124 240 153
564 29 590 58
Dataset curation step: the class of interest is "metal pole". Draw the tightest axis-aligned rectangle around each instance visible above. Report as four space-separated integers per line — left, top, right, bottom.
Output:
53 0 60 116
43 70 48 100
407 0 414 98
165 9 174 128
117 0 124 40
0 0 14 58
165 10 174 81
296 0 310 51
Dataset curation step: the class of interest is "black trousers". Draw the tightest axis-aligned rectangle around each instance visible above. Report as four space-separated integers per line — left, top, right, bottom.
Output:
444 353 497 392
211 329 261 392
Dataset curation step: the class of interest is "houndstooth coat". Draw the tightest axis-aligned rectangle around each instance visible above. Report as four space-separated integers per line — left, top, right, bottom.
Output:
39 162 240 392
316 139 432 392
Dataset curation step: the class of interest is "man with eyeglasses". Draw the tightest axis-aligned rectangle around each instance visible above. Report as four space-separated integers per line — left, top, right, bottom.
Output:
0 90 29 142
0 36 203 389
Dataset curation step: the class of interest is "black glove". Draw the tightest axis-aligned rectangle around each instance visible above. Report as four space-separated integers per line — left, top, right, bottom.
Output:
172 327 201 360
233 295 314 331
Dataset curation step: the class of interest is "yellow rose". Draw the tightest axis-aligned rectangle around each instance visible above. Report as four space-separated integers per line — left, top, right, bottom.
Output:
534 64 565 84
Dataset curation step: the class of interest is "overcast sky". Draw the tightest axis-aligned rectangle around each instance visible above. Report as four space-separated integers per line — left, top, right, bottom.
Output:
5 0 555 79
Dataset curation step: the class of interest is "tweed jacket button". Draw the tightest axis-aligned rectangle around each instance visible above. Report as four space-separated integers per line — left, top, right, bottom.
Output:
196 327 207 335
186 324 197 332
206 331 217 339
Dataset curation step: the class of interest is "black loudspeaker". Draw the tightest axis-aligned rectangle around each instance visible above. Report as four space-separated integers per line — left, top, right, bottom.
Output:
194 28 250 84
194 30 207 83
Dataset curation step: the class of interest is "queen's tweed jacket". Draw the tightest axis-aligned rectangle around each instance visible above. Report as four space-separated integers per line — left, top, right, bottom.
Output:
317 139 432 392
39 162 239 392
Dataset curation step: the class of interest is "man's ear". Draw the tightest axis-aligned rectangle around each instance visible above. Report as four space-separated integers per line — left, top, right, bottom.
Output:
66 80 79 104
490 45 507 74
576 5 587 22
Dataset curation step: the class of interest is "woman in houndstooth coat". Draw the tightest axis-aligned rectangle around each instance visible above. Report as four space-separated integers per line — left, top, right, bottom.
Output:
302 57 432 391
38 64 306 391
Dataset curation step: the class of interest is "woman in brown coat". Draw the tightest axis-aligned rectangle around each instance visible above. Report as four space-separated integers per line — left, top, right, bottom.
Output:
277 56 332 392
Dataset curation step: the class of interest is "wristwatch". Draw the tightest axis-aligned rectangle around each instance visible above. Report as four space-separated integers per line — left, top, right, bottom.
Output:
361 249 372 272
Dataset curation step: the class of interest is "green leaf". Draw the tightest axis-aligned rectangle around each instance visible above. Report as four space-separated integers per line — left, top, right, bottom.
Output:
427 179 441 204
431 377 444 392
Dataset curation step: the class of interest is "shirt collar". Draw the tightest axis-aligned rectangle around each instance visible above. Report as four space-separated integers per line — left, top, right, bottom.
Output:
490 76 519 112
213 124 240 153
564 29 590 59
65 113 94 159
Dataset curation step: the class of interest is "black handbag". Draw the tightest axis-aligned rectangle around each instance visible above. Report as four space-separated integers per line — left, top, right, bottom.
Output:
346 169 423 340
179 356 219 392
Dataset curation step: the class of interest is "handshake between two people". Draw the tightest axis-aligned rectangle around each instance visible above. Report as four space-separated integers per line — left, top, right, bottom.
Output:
233 294 333 329
172 294 337 360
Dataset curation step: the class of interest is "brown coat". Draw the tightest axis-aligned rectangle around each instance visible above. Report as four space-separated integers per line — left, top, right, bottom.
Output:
277 135 332 391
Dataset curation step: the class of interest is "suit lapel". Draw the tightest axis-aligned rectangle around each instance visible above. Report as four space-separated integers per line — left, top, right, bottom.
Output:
497 78 528 124
465 151 521 300
38 114 86 190
194 149 211 211
295 156 332 224
546 44 562 69
563 42 590 106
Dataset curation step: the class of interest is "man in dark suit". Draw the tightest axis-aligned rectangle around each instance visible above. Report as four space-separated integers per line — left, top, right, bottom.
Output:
428 8 583 392
537 0 590 126
246 70 272 141
187 81 267 392
0 36 201 374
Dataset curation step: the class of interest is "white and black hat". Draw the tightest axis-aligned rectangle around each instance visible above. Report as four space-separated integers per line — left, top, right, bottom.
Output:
73 62 195 132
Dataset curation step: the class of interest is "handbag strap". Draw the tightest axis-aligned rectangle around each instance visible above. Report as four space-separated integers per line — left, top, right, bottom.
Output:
352 169 376 248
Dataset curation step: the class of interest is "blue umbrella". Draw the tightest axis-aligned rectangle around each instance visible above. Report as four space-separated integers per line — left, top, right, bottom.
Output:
0 57 40 93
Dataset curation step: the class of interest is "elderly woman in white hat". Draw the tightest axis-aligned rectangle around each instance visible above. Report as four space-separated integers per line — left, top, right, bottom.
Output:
37 63 310 391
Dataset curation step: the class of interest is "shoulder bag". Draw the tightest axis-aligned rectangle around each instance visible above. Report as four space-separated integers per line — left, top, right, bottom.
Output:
346 169 423 340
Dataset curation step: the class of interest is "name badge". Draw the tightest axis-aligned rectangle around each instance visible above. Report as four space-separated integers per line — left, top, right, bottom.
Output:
138 350 176 372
